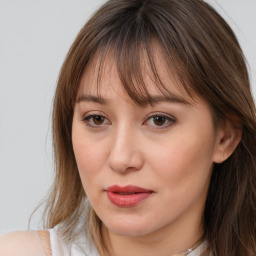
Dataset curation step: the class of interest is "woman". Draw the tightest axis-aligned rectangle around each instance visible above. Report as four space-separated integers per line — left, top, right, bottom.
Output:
1 0 256 255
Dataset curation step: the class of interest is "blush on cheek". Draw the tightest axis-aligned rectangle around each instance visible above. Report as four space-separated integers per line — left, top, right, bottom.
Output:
73 137 105 168
153 140 212 188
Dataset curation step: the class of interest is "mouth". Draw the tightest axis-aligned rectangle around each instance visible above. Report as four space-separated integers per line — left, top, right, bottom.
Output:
114 192 139 195
105 185 154 207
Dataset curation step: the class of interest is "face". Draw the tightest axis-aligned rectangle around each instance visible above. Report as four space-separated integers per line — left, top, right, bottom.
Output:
72 54 221 240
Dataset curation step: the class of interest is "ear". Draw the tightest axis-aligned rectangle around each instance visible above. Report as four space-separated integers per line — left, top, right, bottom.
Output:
213 115 242 164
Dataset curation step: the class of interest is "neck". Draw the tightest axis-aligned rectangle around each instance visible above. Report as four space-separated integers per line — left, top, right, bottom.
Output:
102 215 204 256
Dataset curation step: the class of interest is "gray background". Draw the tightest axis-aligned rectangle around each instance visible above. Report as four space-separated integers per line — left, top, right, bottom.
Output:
0 0 255 233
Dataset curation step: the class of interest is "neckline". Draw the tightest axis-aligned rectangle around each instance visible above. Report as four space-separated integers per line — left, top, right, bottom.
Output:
172 240 206 256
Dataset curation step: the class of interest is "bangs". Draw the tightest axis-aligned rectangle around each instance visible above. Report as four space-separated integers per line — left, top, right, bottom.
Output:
70 0 248 124
81 20 195 107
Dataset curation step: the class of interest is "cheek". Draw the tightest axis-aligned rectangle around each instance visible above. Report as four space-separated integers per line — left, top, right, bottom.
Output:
72 138 108 205
73 141 108 187
72 125 109 189
74 142 104 171
146 131 215 220
148 126 216 188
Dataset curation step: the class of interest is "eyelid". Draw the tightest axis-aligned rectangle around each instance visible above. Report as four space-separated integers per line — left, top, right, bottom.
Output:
82 112 111 128
81 111 176 129
144 112 176 121
143 112 176 128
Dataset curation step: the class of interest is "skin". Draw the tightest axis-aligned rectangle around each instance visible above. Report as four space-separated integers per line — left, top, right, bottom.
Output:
72 51 239 256
0 51 240 256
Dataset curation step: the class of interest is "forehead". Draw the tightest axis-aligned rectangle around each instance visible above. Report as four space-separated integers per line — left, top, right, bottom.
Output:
78 45 195 105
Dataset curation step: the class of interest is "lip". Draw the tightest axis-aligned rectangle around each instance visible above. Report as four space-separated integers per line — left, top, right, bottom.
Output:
105 185 154 207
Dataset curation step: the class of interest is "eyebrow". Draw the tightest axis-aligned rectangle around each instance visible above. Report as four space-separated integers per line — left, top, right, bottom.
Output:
76 95 108 104
76 94 192 106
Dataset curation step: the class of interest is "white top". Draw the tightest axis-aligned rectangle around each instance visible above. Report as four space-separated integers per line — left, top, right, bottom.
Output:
49 226 99 256
48 226 207 256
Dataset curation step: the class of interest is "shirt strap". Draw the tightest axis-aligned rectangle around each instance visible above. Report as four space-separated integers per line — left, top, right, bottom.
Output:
38 230 52 256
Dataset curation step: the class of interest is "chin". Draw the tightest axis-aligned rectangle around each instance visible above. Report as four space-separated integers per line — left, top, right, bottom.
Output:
103 217 155 237
109 226 150 237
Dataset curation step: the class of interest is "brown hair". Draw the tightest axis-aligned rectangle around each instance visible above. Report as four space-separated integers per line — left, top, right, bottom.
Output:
42 0 256 255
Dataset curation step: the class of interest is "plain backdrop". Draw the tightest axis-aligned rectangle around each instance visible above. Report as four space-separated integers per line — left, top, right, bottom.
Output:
0 0 255 233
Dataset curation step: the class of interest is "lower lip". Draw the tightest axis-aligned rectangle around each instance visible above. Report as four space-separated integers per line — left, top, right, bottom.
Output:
106 191 153 207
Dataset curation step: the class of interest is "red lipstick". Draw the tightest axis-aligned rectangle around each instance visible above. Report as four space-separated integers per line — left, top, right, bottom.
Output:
105 185 153 207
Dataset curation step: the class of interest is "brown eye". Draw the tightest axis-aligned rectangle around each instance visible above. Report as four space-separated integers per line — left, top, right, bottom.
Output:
145 114 176 128
153 116 166 126
83 114 108 128
92 115 105 125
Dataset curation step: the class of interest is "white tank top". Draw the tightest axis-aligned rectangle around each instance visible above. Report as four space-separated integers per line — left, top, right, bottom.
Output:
48 226 99 256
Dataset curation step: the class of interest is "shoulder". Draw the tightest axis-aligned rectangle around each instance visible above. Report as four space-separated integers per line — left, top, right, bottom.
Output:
0 230 46 256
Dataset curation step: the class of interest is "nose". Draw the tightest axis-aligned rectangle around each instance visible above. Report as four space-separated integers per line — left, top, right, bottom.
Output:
107 125 144 173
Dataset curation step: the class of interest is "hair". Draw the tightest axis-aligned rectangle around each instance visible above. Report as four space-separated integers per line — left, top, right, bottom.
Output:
42 0 256 255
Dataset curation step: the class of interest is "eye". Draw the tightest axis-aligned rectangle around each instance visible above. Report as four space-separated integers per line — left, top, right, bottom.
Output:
83 114 109 127
145 114 176 128
152 116 167 126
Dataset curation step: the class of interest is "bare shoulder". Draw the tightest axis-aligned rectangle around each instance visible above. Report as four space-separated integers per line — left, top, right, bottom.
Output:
0 230 46 256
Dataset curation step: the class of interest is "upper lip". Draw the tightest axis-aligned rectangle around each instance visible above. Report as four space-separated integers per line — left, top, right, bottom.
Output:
105 185 153 193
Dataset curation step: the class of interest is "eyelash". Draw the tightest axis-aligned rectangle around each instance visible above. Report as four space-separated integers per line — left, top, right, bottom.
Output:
145 114 176 129
82 113 176 130
82 114 110 128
